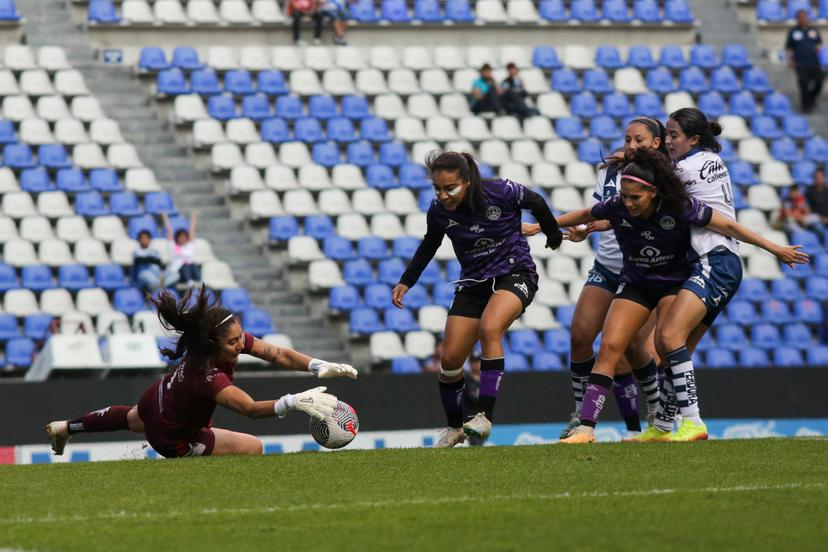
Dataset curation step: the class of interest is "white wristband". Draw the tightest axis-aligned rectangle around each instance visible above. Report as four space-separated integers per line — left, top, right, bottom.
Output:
308 358 324 375
274 394 295 418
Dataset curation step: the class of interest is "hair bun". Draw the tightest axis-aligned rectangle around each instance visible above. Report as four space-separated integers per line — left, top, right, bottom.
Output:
708 121 722 136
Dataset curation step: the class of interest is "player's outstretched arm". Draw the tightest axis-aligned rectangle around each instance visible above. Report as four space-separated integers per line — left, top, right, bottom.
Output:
521 188 562 249
215 385 277 418
249 338 358 379
556 208 598 229
216 385 338 420
705 211 811 268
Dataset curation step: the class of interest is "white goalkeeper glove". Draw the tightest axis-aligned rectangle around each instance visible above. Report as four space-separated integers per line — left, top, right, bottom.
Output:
274 386 338 420
308 358 358 380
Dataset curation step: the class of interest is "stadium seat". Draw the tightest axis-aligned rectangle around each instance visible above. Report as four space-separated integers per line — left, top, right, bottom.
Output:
807 345 828 366
88 0 120 22
6 338 35 368
22 265 55 292
706 347 736 369
633 0 661 22
350 307 383 335
603 0 632 22
571 0 599 22
739 348 770 368
773 347 803 368
94 264 127 291
390 356 422 374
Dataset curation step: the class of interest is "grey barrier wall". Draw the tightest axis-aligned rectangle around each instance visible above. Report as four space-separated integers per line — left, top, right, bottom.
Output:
2 368 826 445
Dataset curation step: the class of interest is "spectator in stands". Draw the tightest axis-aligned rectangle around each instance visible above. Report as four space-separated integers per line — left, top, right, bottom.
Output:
162 212 202 289
318 0 350 45
500 62 539 120
424 338 443 373
470 63 503 115
777 185 825 235
806 167 828 225
786 9 824 112
132 230 165 293
288 0 324 46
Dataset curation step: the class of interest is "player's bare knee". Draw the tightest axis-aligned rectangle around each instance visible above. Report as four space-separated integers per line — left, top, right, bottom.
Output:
570 321 598 357
478 321 504 346
439 352 465 374
126 406 144 433
597 338 625 362
655 326 681 356
248 437 263 455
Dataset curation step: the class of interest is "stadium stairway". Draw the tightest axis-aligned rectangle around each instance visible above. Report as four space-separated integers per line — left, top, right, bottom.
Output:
16 0 352 365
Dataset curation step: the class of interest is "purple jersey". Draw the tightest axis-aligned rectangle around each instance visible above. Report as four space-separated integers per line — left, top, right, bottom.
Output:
591 196 713 286
426 179 538 284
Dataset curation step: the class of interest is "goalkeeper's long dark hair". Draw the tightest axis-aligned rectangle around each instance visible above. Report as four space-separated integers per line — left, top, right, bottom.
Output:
150 285 237 369
621 148 689 210
425 150 486 216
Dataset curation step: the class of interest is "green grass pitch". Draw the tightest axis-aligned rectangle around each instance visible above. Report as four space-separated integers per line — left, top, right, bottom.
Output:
1 439 827 551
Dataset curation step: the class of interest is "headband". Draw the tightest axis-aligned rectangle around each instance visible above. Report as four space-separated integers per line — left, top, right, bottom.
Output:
214 313 234 329
621 174 656 188
629 117 665 139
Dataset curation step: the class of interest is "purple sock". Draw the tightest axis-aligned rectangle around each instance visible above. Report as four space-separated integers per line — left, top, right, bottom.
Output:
478 357 504 422
438 378 465 428
612 373 641 432
580 373 613 427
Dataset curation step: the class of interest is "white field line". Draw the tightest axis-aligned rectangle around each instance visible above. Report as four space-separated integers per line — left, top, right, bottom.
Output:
2 482 824 526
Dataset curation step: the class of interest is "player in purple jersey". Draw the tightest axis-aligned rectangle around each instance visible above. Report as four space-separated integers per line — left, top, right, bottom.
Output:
46 286 357 458
553 148 808 443
391 151 562 447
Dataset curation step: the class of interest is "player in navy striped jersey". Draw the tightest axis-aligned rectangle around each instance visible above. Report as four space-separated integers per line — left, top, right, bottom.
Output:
553 148 808 443
391 151 562 447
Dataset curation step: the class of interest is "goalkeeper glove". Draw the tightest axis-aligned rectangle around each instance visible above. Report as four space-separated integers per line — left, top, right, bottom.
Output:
274 386 338 420
308 358 358 379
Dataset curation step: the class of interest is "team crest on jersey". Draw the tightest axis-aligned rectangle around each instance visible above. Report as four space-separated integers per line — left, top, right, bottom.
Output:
659 216 675 230
486 206 502 220
470 224 484 233
641 231 654 240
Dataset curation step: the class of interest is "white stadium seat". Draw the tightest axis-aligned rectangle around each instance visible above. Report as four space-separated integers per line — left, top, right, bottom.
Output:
208 47 239 71
664 91 695 114
405 331 435 359
3 193 38 219
467 46 497 70
318 189 353 215
239 46 271 71
219 0 254 24
76 288 113 316
531 162 565 188
71 96 105 122
719 115 751 141
356 69 389 96
282 189 318 216
89 119 125 145
500 45 531 68
19 216 54 243
246 142 279 168
747 184 782 211
370 46 400 71
290 69 323 96
738 137 770 164
0 216 19 242
56 216 91 244
613 67 648 95
491 116 524 141
537 93 571 118
74 238 111 266
520 68 550 95
405 213 427 237
193 119 226 148
279 142 311 168
4 45 36 71
97 310 132 335
40 288 75 316
297 164 333 191
452 68 478 93
523 116 556 141
19 118 55 145
251 0 285 23
54 70 90 96
434 46 465 71
308 259 345 290
202 261 238 289
211 143 245 171
107 143 143 169
125 167 162 193
304 46 334 71
408 94 441 120
534 279 570 307
332 164 367 190
420 69 453 96
403 47 433 71
478 139 511 166
507 0 538 22
39 239 74 267
370 332 407 361
110 238 138 265
476 0 508 23
226 118 260 144
133 310 171 336
418 305 448 333
188 0 221 23
37 95 71 122
388 69 421 96
54 118 90 145
154 0 187 24
228 165 265 194
335 47 367 71
265 165 299 190
322 68 356 96
439 93 472 119
0 70 20 96
271 46 303 71
747 252 783 280
459 117 490 143
426 117 459 142
551 187 585 212
38 46 71 72
395 117 427 142
4 289 40 317
336 213 370 241
563 45 595 70
521 304 558 330
19 70 55 96
564 161 597 188
759 161 793 187
121 0 155 23
737 208 770 232
384 188 420 215
60 311 95 335
374 94 407 120
287 235 324 263
37 191 74 218
370 213 405 240
91 216 127 244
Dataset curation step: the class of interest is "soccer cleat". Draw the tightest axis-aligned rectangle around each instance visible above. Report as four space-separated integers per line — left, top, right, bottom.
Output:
624 425 672 442
559 410 580 439
462 412 492 441
670 418 709 442
46 420 70 455
558 425 595 444
621 431 641 441
434 426 466 448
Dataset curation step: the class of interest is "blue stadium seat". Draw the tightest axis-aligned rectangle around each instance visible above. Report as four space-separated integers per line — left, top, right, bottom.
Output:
304 215 335 239
391 356 422 374
730 185 747 210
551 69 581 95
307 96 337 120
323 236 356 260
171 47 203 70
532 46 562 69
690 45 719 69
445 259 461 281
6 338 34 368
816 252 828 278
770 274 802 300
756 0 785 21
578 138 604 164
728 91 757 118
711 67 740 94
110 191 144 217
241 94 272 121
665 0 693 23
385 308 420 332
444 0 473 21
94 264 126 291
751 115 783 140
533 352 564 371
602 92 632 117
379 142 408 167
399 163 429 189
791 230 822 255
39 144 70 170
360 117 391 142
0 120 16 143
632 93 665 117
716 323 747 350
571 0 599 22
787 0 813 19
659 46 687 69
207 95 237 121
706 347 736 368
275 95 304 119
750 323 782 350
257 70 288 96
364 283 392 309
191 69 222 95
24 313 53 340
543 328 570 354
721 44 751 69
343 259 374 286
0 0 17 22
346 141 375 166
740 278 768 302
224 70 255 95
330 285 361 312
261 118 290 143
144 192 176 216
589 115 618 140
761 298 795 324
157 68 189 96
773 347 803 367
20 168 52 193
312 141 341 167
366 164 397 188
341 95 370 119
113 287 145 316
603 0 631 22
678 67 708 94
269 215 299 242
718 138 736 162
782 260 812 281
806 277 828 300
555 305 576 328
583 69 613 94
22 265 54 292
0 313 20 341
633 0 661 22
56 168 87 193
771 138 800 163
510 330 543 356
349 307 383 334
243 308 275 337
88 0 120 23
382 0 412 22
294 117 325 143
433 281 455 308
595 46 624 69
555 117 586 140
627 46 656 69
138 47 169 72
739 347 770 368
3 144 35 169
377 257 406 285
726 300 758 326
784 323 813 349
808 343 828 365
327 117 358 143
791 161 815 186
413 0 441 22
727 160 758 186
0 263 17 291
358 237 389 260
58 264 92 292
538 0 567 21
418 260 441 285
505 353 530 372
402 285 430 309
127 215 159 239
763 91 793 118
570 92 598 118
743 68 772 94
646 68 677 94
349 0 379 22
804 137 828 163
74 191 109 217
784 115 813 140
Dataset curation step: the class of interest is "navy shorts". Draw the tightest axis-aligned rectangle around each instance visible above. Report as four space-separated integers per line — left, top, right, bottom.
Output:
615 281 682 311
682 250 743 327
584 260 622 294
448 272 537 319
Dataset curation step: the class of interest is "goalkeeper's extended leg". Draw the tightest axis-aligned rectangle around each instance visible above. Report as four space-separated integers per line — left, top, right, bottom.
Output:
47 405 143 455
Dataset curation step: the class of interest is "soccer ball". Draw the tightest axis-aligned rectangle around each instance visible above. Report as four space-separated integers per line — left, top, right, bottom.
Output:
309 401 359 449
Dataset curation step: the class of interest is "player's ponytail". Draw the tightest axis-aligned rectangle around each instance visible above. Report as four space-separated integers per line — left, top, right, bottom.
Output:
425 150 486 215
669 107 722 153
150 284 236 369
622 148 689 209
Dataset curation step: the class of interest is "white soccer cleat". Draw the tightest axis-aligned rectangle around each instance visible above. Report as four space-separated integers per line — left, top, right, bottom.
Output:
46 420 70 455
462 412 492 441
434 426 466 448
560 410 580 438
558 424 595 444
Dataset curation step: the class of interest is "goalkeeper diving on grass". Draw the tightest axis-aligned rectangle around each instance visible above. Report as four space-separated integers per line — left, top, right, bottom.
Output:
46 285 357 458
